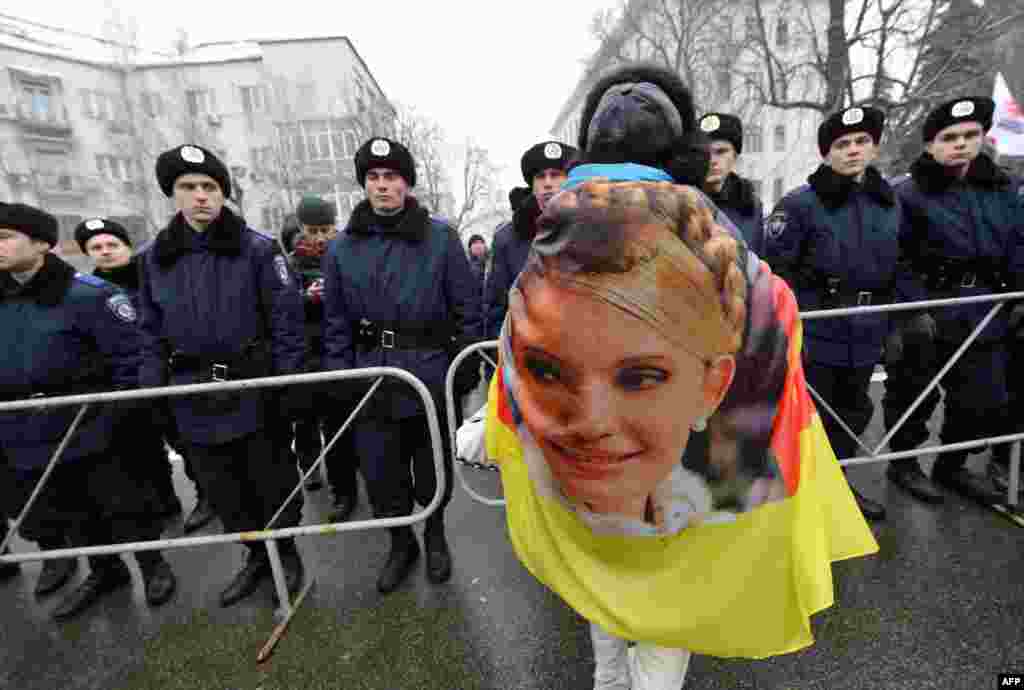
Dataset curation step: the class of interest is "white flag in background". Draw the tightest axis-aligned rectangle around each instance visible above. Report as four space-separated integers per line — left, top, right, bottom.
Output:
990 72 1024 157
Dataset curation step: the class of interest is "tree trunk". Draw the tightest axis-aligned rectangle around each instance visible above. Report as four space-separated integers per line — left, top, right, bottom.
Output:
825 0 848 111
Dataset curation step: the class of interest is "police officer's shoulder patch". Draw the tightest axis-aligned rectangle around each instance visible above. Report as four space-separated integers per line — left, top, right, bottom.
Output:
273 254 291 285
106 292 136 323
765 210 788 241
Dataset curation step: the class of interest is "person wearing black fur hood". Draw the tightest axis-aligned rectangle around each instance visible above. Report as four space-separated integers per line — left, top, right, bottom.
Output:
883 97 1024 506
75 219 214 535
483 141 578 339
322 137 483 594
764 106 928 523
698 113 765 255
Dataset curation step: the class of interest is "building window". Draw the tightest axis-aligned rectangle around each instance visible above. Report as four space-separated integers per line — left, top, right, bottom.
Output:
21 81 52 118
776 17 790 48
773 178 785 204
276 119 361 166
774 124 786 152
186 89 216 117
240 85 268 114
140 91 163 118
745 14 760 41
96 154 133 181
261 205 285 232
745 125 763 153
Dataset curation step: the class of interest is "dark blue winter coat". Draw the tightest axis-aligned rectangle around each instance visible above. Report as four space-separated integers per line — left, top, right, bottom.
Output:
0 254 140 471
895 152 1024 344
484 196 538 340
322 198 483 420
707 173 765 256
137 208 307 445
764 165 923 367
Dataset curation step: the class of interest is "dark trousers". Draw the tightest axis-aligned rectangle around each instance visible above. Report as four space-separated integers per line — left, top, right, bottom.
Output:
354 412 454 519
883 340 1008 471
183 429 302 556
5 452 164 571
804 362 876 461
292 396 358 497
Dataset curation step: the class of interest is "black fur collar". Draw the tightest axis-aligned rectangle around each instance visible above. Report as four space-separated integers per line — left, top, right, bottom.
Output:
153 206 246 267
93 257 139 291
513 193 542 241
808 164 894 211
708 173 758 215
346 197 429 242
1 252 77 306
910 151 1011 195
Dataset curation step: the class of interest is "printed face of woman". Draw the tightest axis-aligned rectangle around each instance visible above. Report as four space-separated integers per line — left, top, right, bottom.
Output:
510 277 734 519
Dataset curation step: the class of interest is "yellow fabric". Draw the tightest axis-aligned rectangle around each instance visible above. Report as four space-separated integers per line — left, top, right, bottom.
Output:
485 373 878 658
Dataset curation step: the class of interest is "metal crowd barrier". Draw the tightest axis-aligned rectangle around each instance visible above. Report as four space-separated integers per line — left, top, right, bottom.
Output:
0 367 446 661
445 291 1024 511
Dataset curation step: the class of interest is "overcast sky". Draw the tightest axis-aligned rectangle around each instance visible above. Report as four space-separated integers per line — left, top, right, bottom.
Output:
4 0 617 204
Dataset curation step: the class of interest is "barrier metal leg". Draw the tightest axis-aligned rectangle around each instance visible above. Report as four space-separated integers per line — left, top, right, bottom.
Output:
1009 440 1020 508
0 404 90 554
873 303 1004 455
805 384 877 461
265 539 292 619
258 577 314 664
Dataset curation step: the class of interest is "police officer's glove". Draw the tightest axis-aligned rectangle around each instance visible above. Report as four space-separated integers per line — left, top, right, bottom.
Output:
1008 302 1024 339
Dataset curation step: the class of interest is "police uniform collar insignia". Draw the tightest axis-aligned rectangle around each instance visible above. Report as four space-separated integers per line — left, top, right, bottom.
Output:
700 115 720 133
85 218 105 231
841 108 864 126
106 293 137 323
180 145 205 164
371 139 391 157
544 143 563 159
951 100 974 118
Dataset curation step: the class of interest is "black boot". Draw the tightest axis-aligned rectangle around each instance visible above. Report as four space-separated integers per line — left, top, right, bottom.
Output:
327 490 358 524
0 548 20 582
423 515 452 583
52 559 132 621
933 452 1002 505
138 554 177 607
219 550 271 607
34 537 79 597
887 459 944 504
842 469 886 521
183 495 216 534
377 527 419 594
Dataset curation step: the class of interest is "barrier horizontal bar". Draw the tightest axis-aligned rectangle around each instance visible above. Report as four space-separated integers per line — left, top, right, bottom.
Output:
799 290 1024 320
839 432 1024 467
445 340 506 508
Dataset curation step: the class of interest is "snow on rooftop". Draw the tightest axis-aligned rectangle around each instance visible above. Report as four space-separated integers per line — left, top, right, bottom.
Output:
0 15 169 66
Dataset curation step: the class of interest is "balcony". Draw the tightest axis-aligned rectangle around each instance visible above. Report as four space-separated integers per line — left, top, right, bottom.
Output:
13 102 73 138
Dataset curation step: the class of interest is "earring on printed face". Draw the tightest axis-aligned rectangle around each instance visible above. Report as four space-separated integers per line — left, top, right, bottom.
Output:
691 416 707 432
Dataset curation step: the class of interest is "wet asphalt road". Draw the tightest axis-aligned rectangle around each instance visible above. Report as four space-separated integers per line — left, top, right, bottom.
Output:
0 378 1021 690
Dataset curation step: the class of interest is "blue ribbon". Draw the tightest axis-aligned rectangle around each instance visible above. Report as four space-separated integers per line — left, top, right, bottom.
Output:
563 163 674 190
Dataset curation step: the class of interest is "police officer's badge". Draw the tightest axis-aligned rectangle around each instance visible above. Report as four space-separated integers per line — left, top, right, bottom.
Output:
106 293 136 323
765 211 787 240
544 143 563 159
180 146 205 164
273 254 291 285
371 139 391 157
700 115 721 133
951 100 975 118
85 218 105 231
842 107 864 126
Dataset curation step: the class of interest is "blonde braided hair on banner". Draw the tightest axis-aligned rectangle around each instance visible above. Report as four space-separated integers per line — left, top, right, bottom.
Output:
518 180 748 362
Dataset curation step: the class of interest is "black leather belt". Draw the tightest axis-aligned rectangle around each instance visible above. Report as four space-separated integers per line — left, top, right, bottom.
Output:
356 319 452 351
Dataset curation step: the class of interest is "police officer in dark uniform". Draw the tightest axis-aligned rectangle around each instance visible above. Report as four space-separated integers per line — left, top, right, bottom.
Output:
885 97 1024 504
484 140 578 339
137 145 308 607
288 194 360 521
764 106 925 521
699 112 766 255
323 137 482 594
0 202 177 620
75 218 214 532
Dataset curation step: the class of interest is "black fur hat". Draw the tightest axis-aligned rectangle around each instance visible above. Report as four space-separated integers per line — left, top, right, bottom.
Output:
818 106 885 156
155 144 232 199
922 97 995 142
354 137 416 188
0 201 58 247
520 141 579 184
74 217 133 253
577 61 708 186
699 113 744 155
